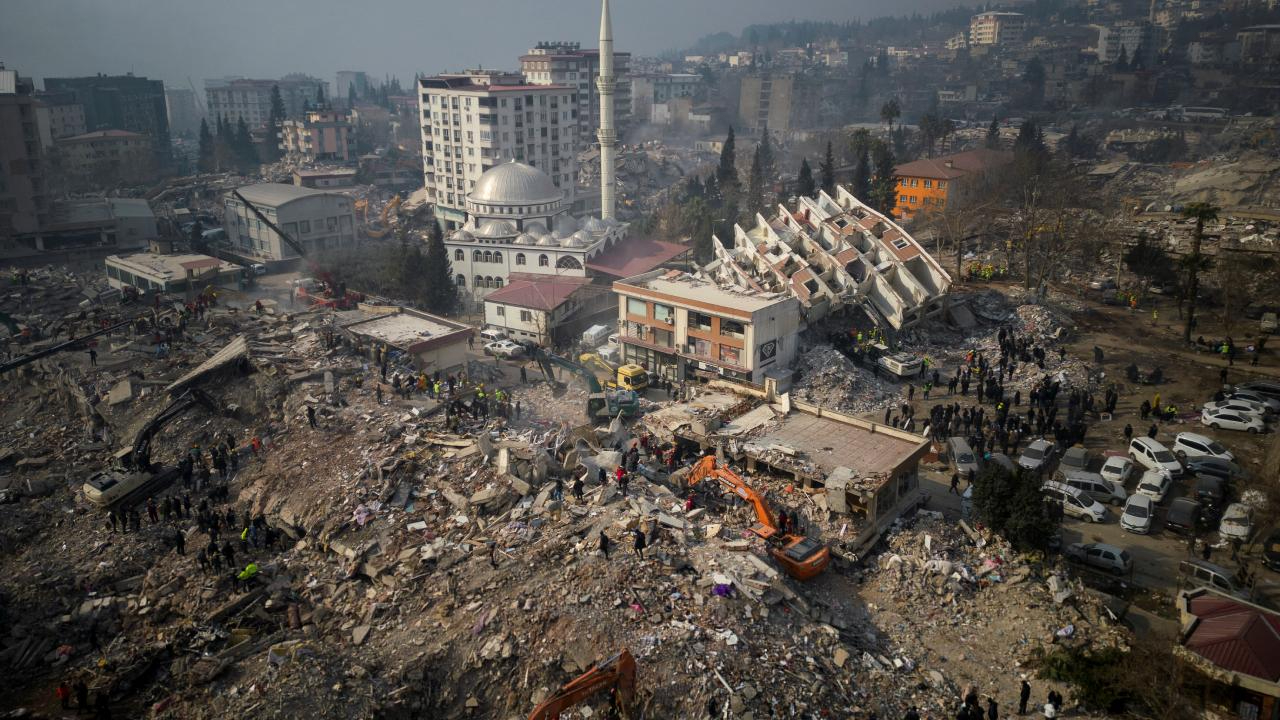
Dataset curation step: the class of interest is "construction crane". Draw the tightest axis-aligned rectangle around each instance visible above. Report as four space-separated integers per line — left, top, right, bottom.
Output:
527 648 636 720
687 456 831 581
231 189 309 258
82 388 219 509
533 348 640 419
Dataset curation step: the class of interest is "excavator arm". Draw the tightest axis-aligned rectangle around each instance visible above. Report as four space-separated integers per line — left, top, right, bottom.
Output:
130 388 218 471
688 456 779 540
533 348 604 394
527 649 636 720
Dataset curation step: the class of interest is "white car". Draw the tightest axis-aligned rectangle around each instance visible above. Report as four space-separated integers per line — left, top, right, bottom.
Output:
1099 455 1136 487
1201 407 1266 434
1226 389 1280 414
1173 432 1234 462
1218 502 1253 542
1136 469 1173 503
1203 399 1271 421
1121 494 1154 534
483 340 524 359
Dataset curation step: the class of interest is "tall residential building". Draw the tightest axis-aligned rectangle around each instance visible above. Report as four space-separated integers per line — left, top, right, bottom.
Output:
279 108 356 164
33 92 86 148
42 74 170 162
417 70 579 228
738 74 817 131
1097 21 1162 65
0 67 50 238
520 41 631 138
631 73 701 123
968 12 1027 47
335 71 371 104
165 87 201 136
205 75 327 129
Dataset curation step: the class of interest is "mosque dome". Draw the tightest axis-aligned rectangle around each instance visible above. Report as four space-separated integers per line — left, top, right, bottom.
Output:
536 235 559 247
468 162 563 206
451 230 475 243
525 221 549 237
553 215 579 238
581 217 607 233
513 233 535 246
476 219 516 238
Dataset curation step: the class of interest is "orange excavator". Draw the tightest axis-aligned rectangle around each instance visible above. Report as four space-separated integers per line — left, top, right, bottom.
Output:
527 648 636 720
687 456 831 581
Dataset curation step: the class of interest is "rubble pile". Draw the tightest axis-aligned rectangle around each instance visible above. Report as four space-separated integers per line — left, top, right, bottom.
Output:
790 345 900 414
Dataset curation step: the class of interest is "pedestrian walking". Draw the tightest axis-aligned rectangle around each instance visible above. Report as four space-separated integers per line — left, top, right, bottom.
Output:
1148 423 1158 439
1019 679 1031 715
633 527 646 559
146 497 158 524
87 348 97 366
950 472 961 495
1123 424 1133 443
572 475 584 502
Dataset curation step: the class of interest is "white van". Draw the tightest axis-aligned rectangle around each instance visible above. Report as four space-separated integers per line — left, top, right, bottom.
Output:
1056 469 1126 507
581 324 611 347
479 327 508 343
1042 480 1108 523
1129 437 1183 478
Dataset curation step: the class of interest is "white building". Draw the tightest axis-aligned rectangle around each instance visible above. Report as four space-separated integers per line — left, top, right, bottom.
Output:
105 252 242 295
520 41 631 138
630 73 701 123
205 75 327 129
1097 22 1162 65
445 161 625 303
418 71 579 228
611 269 800 385
223 183 355 262
482 274 596 345
969 12 1026 47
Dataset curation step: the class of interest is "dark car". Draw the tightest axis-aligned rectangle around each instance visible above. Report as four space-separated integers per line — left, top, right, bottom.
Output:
1195 475 1227 508
1264 529 1280 572
1166 498 1203 536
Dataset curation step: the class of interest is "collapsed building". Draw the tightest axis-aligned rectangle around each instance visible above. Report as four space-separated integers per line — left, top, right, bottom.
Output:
707 186 952 331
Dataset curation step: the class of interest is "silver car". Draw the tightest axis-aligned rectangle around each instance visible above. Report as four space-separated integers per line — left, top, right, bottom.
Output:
1065 542 1133 575
949 437 980 478
1018 439 1056 473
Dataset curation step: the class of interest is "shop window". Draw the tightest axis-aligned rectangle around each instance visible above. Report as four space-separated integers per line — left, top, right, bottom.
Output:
719 345 741 365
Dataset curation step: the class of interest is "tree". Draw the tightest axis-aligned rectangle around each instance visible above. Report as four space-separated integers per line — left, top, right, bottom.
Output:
1130 42 1147 71
747 143 766 218
1124 236 1178 293
717 126 738 194
264 85 286 162
852 141 871 201
1013 119 1050 175
879 97 900 133
986 116 1001 149
971 465 1055 551
868 139 897 218
197 118 215 173
421 218 457 315
796 158 816 199
1021 56 1046 108
234 117 257 170
758 123 775 180
316 83 326 108
1115 45 1129 71
1181 202 1219 344
348 83 358 109
819 140 835 196
919 113 939 157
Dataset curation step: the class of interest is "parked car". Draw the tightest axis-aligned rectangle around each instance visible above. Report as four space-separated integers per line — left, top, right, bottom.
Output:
1262 529 1280 572
483 340 524 359
1057 469 1126 506
1088 277 1116 291
1195 475 1227 509
1237 380 1280 402
1201 407 1266 433
1218 503 1253 542
1136 469 1173 503
1225 389 1280 414
478 328 508 344
1166 498 1203 535
1019 439 1057 473
949 437 980 478
1065 542 1133 575
1099 455 1136 487
1179 559 1249 597
1184 455 1246 481
1129 437 1183 477
1203 399 1272 420
1120 494 1154 534
1042 480 1108 523
1173 432 1234 462
1059 446 1093 473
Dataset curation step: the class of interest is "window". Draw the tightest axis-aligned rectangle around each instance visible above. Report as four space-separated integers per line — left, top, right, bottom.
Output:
520 310 533 322
720 319 745 338
496 305 505 317
515 253 526 265
627 298 647 316
893 238 910 250
910 196 918 204
494 277 503 288
652 328 674 347
454 249 464 261
475 275 483 287
719 345 742 365
299 220 311 234
538 254 549 267
938 181 947 190
653 303 674 324
900 179 908 187
483 251 493 263
910 179 918 187
456 275 466 287
556 256 582 270
923 180 932 188
690 312 713 332
899 195 908 203
473 250 482 261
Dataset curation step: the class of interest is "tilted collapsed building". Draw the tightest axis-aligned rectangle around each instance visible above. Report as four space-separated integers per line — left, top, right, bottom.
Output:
707 186 952 330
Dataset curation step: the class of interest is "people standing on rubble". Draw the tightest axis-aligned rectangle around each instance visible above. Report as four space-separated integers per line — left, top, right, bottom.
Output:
950 473 961 495
1147 423 1158 439
73 680 89 712
632 527 646 559
146 497 158 524
173 528 185 556
1019 679 1031 715
306 406 317 429
599 530 611 560
986 696 999 720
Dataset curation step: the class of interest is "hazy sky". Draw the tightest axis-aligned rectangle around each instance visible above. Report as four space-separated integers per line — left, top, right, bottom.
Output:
3 0 966 90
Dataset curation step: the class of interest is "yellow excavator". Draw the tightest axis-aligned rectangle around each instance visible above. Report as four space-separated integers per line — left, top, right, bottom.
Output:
362 194 402 239
578 352 649 393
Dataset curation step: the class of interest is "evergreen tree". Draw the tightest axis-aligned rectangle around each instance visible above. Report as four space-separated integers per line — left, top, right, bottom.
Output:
1115 45 1129 71
796 158 816 199
986 116 1001 149
852 142 871 201
316 83 326 108
879 97 901 133
747 144 766 218
265 85 286 162
348 83 358 108
868 139 897 218
758 123 775 180
716 127 738 193
422 218 457 314
704 173 722 207
197 119 215 173
819 140 835 196
234 117 257 170
1130 42 1147 71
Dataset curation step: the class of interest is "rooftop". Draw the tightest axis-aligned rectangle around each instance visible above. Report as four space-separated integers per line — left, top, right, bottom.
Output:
615 270 792 317
586 237 689 278
106 252 240 281
482 275 592 311
233 183 335 207
1182 590 1280 684
341 307 472 354
894 148 1013 180
469 162 563 206
745 405 930 480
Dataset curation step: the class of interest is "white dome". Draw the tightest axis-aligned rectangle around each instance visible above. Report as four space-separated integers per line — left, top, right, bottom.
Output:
468 162 563 205
476 219 516 238
536 235 559 247
553 216 578 238
451 230 475 243
581 217 607 233
525 222 548 237
513 233 535 245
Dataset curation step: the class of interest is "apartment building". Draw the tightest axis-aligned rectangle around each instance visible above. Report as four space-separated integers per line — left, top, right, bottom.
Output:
969 12 1027 47
205 75 327 129
520 41 631 137
0 67 50 238
737 74 817 131
631 73 701 123
892 148 1012 220
335 71 370 104
56 130 156 189
418 71 579 228
223 183 355 262
164 87 201 136
33 92 86 148
279 108 356 164
42 74 170 163
612 270 799 385
1097 21 1163 65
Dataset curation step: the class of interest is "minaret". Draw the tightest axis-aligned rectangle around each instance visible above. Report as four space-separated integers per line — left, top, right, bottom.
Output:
597 0 617 221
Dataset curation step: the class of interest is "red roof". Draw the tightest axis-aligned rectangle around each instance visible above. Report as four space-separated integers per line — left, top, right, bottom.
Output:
483 275 591 311
1184 593 1280 682
586 238 691 278
894 148 1013 180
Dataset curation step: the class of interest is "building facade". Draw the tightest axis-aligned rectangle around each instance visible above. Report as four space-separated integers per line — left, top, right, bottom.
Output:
105 252 242 295
335 71 370 104
0 68 49 239
1238 25 1280 65
205 76 327 129
33 92 86 147
631 73 701 123
418 71 579 227
1097 22 1162 65
164 87 201 137
520 41 631 138
279 108 356 164
738 74 816 131
968 12 1027 47
42 74 170 164
55 130 156 189
612 270 799 384
223 183 355 261
892 148 1012 220
482 274 595 345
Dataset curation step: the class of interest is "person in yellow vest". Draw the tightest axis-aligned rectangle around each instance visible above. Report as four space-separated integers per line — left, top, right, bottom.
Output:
235 562 259 592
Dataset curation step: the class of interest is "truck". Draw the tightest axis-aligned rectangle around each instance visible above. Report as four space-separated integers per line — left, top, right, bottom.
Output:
533 349 642 420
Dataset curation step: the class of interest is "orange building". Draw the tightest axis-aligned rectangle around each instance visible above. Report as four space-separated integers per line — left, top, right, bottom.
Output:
892 148 1011 220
